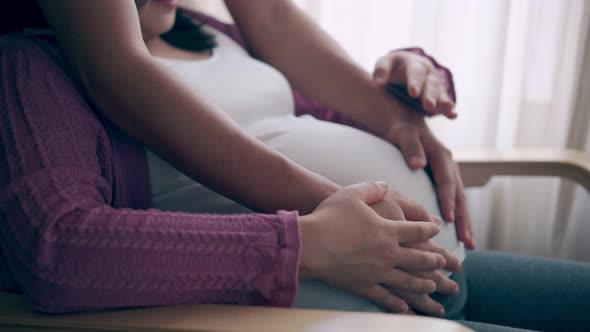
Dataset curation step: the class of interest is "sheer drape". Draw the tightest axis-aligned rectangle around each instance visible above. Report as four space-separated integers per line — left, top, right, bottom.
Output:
297 0 590 261
184 0 590 261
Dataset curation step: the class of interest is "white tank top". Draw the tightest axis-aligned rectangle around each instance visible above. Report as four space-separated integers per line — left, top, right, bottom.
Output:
155 25 296 134
146 25 465 267
145 25 297 214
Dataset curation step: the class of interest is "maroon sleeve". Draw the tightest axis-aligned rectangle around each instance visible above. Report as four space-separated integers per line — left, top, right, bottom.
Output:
293 47 457 127
0 36 300 313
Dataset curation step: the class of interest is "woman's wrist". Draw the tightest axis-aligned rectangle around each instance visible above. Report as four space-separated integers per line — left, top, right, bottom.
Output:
297 213 320 279
283 160 340 214
363 84 430 141
331 69 408 138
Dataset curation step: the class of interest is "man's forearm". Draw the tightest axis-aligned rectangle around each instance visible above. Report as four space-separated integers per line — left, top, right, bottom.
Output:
39 0 336 214
92 57 338 214
226 0 404 137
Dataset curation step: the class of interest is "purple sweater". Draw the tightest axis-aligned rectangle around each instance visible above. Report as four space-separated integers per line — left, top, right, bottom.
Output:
0 23 300 314
0 10 455 313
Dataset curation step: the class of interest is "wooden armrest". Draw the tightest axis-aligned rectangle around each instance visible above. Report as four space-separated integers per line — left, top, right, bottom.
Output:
455 149 590 194
0 292 472 332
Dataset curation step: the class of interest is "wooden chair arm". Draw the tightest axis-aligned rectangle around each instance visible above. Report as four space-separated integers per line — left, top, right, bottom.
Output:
455 149 590 194
0 292 472 332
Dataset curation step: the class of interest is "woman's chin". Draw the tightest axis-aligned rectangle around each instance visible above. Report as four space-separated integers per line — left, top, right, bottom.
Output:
139 13 177 39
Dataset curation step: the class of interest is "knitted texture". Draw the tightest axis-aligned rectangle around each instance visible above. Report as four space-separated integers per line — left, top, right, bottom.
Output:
0 34 300 313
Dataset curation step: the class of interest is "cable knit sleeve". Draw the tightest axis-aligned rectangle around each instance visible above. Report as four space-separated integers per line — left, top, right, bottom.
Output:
0 36 301 313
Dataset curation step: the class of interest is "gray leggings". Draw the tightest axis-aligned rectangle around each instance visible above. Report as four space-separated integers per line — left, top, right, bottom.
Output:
294 251 590 332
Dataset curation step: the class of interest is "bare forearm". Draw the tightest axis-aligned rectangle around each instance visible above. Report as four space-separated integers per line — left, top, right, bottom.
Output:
99 58 336 212
38 0 337 214
226 0 403 137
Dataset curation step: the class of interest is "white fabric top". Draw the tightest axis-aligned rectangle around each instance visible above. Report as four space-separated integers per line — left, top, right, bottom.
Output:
146 25 465 267
155 26 295 134
145 25 297 214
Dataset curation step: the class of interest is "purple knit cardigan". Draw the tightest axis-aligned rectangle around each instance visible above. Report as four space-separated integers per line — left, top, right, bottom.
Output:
0 10 455 313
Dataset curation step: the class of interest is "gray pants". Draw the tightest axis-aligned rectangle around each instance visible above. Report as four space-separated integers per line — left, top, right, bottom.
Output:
294 251 590 332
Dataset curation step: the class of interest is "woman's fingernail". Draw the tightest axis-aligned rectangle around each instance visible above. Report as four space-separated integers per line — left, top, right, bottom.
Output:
431 216 442 225
438 306 446 317
428 281 436 293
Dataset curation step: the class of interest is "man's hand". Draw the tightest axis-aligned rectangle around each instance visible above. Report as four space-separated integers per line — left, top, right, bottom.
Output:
368 50 474 249
372 50 457 119
384 106 475 249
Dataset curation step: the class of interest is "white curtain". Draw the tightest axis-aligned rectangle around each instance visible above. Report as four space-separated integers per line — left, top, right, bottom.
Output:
298 0 590 261
185 0 590 261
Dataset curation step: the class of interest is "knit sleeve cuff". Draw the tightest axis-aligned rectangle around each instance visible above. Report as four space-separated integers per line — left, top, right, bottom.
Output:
270 210 301 307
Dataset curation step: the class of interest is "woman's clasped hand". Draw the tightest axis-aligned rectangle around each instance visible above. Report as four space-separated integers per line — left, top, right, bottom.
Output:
298 182 461 316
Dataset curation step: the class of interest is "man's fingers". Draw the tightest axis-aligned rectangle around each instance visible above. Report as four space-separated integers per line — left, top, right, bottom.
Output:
396 247 446 271
404 241 462 273
396 130 427 169
428 144 474 247
388 220 440 243
382 268 437 295
363 285 409 313
421 74 440 113
438 181 456 223
428 150 457 222
405 62 428 98
372 51 456 120
437 93 457 118
373 53 409 87
373 55 396 87
427 73 457 118
454 170 476 249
